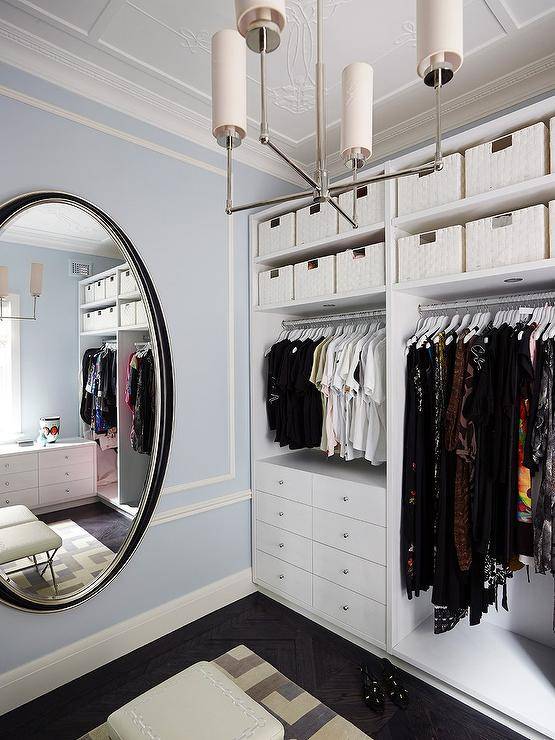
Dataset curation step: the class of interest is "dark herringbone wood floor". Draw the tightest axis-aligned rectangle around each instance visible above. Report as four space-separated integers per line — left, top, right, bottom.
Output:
0 592 524 740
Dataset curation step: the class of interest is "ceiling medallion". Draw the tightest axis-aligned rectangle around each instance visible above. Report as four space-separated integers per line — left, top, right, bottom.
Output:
211 0 464 228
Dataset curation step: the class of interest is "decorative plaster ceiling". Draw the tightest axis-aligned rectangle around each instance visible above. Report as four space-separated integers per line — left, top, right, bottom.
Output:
0 0 554 181
0 203 120 256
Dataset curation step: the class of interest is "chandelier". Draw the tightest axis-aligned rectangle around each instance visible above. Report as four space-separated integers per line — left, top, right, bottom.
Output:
211 0 463 226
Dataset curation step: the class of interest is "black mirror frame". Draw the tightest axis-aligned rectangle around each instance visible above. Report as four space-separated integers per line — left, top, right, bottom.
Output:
0 192 174 612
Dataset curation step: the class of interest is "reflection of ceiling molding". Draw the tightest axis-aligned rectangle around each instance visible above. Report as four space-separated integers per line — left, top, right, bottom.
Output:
0 225 120 257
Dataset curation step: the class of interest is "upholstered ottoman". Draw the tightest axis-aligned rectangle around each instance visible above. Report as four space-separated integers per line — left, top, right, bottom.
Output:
0 505 37 528
107 660 285 740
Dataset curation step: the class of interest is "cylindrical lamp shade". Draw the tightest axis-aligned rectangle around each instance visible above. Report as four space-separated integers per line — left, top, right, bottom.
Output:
29 262 43 297
235 0 286 38
417 0 463 82
341 63 373 165
211 30 247 144
0 267 8 298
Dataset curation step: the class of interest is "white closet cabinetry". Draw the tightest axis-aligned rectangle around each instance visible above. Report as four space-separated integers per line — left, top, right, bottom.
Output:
254 454 387 649
0 439 96 512
250 93 555 738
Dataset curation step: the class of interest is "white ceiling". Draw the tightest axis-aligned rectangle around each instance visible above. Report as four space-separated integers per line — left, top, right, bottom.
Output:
0 203 121 257
0 1 554 181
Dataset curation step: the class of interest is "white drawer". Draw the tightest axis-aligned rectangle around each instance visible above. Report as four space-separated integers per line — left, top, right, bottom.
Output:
256 491 312 539
256 521 311 572
0 487 39 509
313 542 386 604
39 478 95 505
0 453 38 475
39 462 93 487
313 575 386 645
0 469 38 494
256 550 312 605
313 508 386 564
256 461 311 504
313 474 385 526
39 446 93 470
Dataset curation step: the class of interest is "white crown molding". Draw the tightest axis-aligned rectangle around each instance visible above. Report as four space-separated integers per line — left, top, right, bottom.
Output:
0 20 304 186
153 490 252 525
0 567 256 715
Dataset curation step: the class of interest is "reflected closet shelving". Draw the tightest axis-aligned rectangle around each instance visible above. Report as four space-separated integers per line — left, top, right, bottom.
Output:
249 94 555 739
79 264 150 516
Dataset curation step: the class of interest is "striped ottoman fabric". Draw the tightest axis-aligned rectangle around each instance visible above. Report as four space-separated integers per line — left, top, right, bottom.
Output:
213 645 371 739
79 645 371 740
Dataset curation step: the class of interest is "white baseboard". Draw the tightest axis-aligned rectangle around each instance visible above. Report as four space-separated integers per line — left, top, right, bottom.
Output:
0 567 255 716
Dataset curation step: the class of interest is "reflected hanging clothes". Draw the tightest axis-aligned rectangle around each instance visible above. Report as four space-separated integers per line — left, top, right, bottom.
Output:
126 347 155 455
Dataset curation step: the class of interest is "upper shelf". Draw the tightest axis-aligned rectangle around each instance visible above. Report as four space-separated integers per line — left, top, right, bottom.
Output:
394 174 555 235
254 221 385 268
254 285 386 316
393 258 555 301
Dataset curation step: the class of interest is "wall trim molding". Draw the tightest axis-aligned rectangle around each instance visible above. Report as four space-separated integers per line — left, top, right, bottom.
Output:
0 80 239 498
152 490 252 526
0 19 302 186
0 568 256 716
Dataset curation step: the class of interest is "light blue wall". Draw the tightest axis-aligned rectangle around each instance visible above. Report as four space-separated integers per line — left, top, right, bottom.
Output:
0 62 293 674
0 241 121 439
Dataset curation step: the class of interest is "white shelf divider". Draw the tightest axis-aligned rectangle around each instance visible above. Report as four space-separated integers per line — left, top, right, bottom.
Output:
255 221 385 267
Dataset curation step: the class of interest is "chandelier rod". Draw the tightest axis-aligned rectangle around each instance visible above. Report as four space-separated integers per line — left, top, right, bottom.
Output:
315 0 327 187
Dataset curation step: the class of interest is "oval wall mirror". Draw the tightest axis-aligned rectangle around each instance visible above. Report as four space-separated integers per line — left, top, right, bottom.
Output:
0 192 173 612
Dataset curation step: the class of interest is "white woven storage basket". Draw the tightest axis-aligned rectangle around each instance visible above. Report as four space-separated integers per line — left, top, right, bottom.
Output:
83 283 95 304
465 122 549 197
397 153 465 216
258 265 294 306
258 212 296 256
336 244 385 293
105 273 117 298
296 202 337 244
466 204 549 272
550 201 555 258
338 182 385 233
398 226 465 282
120 301 137 327
550 118 555 173
294 256 335 299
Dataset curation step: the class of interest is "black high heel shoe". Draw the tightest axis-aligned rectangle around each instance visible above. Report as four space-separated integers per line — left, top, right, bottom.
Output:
380 658 409 709
360 663 385 713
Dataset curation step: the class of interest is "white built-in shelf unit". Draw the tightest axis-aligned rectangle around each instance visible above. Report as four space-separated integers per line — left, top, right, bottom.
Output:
249 94 555 740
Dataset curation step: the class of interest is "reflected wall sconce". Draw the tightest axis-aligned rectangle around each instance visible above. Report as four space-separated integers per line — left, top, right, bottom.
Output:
0 263 43 321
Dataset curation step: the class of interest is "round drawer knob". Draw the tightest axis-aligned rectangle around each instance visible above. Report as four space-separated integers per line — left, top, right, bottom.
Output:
279 574 285 580
65 489 70 494
343 569 349 575
342 605 350 611
278 480 284 486
4 482 9 487
65 472 70 477
343 496 349 502
5 499 10 504
278 511 284 517
278 543 285 548
343 532 349 539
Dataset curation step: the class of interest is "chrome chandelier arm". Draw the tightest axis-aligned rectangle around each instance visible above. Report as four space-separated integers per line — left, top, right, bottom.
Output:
228 188 314 215
264 139 319 190
327 196 357 229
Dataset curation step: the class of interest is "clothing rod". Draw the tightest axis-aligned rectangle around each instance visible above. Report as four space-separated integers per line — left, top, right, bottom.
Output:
419 289 555 315
282 307 386 329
